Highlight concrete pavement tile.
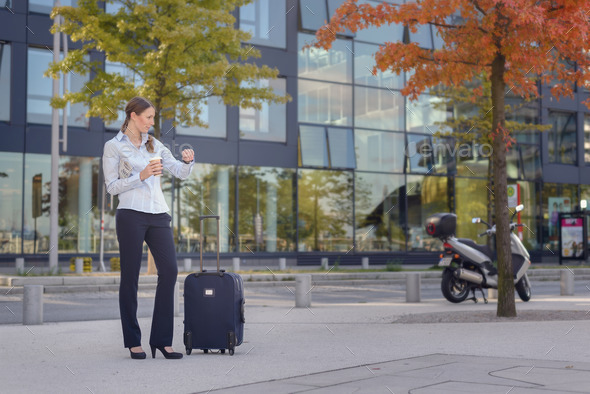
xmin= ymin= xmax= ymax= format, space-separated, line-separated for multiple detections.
xmin=491 ymin=365 xmax=590 ymax=392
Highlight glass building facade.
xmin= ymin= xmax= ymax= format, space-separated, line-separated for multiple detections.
xmin=1 ymin=0 xmax=590 ymax=265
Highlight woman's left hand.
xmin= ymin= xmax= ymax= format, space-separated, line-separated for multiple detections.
xmin=182 ymin=148 xmax=195 ymax=163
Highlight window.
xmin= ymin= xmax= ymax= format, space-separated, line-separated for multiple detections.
xmin=584 ymin=114 xmax=590 ymax=164
xmin=406 ymin=175 xmax=451 ymax=251
xmin=406 ymin=94 xmax=448 ymax=134
xmin=548 ymin=111 xmax=577 ymax=164
xmin=29 ymin=0 xmax=77 ymax=14
xmin=355 ymin=129 xmax=404 ymax=173
xmin=237 ymin=166 xmax=296 ymax=252
xmin=297 ymin=169 xmax=353 ymax=251
xmin=240 ymin=78 xmax=287 ymax=143
xmin=240 ymin=0 xmax=286 ymax=49
xmin=298 ymin=34 xmax=352 ymax=83
xmin=408 ymin=25 xmax=433 ymax=49
xmin=355 ymin=172 xmax=405 ymax=251
xmin=175 ymin=96 xmax=227 ymax=139
xmin=299 ymin=125 xmax=355 ymax=169
xmin=299 ymin=0 xmax=328 ymax=32
xmin=23 ymin=154 xmax=100 ymax=254
xmin=0 ymin=152 xmax=23 ymax=254
xmin=354 ymin=1 xmax=404 ymax=44
xmin=354 ymin=42 xmax=403 ymax=89
xmin=355 ymin=86 xmax=404 ymax=131
xmin=27 ymin=47 xmax=89 ymax=128
xmin=298 ymin=80 xmax=352 ymax=126
xmin=0 ymin=42 xmax=10 ymax=122
xmin=173 ymin=164 xmax=236 ymax=253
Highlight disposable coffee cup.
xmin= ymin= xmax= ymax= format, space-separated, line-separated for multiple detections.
xmin=149 ymin=156 xmax=163 ymax=177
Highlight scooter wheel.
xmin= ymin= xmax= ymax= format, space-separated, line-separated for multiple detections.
xmin=515 ymin=277 xmax=531 ymax=301
xmin=441 ymin=269 xmax=470 ymax=303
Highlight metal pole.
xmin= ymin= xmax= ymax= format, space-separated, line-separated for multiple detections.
xmin=98 ymin=174 xmax=106 ymax=272
xmin=61 ymin=16 xmax=68 ymax=152
xmin=49 ymin=0 xmax=61 ymax=272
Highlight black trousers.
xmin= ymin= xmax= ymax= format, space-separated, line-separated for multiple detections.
xmin=116 ymin=209 xmax=178 ymax=348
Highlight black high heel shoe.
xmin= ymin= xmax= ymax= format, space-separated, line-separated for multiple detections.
xmin=150 ymin=345 xmax=183 ymax=359
xmin=129 ymin=348 xmax=146 ymax=360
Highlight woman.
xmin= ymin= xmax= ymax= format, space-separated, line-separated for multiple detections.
xmin=103 ymin=97 xmax=194 ymax=359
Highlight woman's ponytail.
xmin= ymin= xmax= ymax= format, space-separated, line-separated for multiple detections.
xmin=146 ymin=135 xmax=154 ymax=153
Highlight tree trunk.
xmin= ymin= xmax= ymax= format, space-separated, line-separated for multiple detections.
xmin=491 ymin=53 xmax=516 ymax=317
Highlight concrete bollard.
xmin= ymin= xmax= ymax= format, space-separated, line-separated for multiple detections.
xmin=295 ymin=274 xmax=312 ymax=308
xmin=232 ymin=257 xmax=240 ymax=272
xmin=487 ymin=288 xmax=497 ymax=300
xmin=183 ymin=258 xmax=192 ymax=272
xmin=279 ymin=257 xmax=287 ymax=271
xmin=321 ymin=257 xmax=329 ymax=270
xmin=16 ymin=257 xmax=24 ymax=274
xmin=174 ymin=282 xmax=180 ymax=317
xmin=23 ymin=285 xmax=43 ymax=325
xmin=75 ymin=258 xmax=83 ymax=274
xmin=406 ymin=272 xmax=421 ymax=303
xmin=560 ymin=270 xmax=575 ymax=296
xmin=361 ymin=257 xmax=369 ymax=269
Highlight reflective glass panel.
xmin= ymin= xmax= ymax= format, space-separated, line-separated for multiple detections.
xmin=27 ymin=48 xmax=89 ymax=128
xmin=327 ymin=127 xmax=355 ymax=169
xmin=0 ymin=43 xmax=10 ymax=121
xmin=240 ymin=0 xmax=286 ymax=48
xmin=23 ymin=154 xmax=100 ymax=254
xmin=454 ymin=178 xmax=488 ymax=241
xmin=355 ymin=172 xmax=405 ymax=251
xmin=298 ymin=80 xmax=352 ymax=126
xmin=297 ymin=169 xmax=353 ymax=252
xmin=299 ymin=125 xmax=328 ymax=167
xmin=173 ymin=164 xmax=235 ymax=253
xmin=29 ymin=0 xmax=77 ymax=14
xmin=355 ymin=1 xmax=404 ymax=44
xmin=240 ymin=78 xmax=286 ymax=142
xmin=406 ymin=175 xmax=450 ymax=251
xmin=521 ymin=144 xmax=541 ymax=180
xmin=0 ymin=152 xmax=23 ymax=254
xmin=548 ymin=111 xmax=577 ymax=164
xmin=176 ymin=96 xmax=227 ymax=138
xmin=237 ymin=166 xmax=296 ymax=252
xmin=355 ymin=129 xmax=404 ymax=173
xmin=298 ymin=33 xmax=352 ymax=83
xmin=406 ymin=94 xmax=447 ymax=134
xmin=299 ymin=0 xmax=328 ymax=32
xmin=585 ymin=114 xmax=590 ymax=163
xmin=354 ymin=42 xmax=403 ymax=89
xmin=409 ymin=24 xmax=433 ymax=49
xmin=543 ymin=183 xmax=578 ymax=252
xmin=354 ymin=86 xmax=404 ymax=131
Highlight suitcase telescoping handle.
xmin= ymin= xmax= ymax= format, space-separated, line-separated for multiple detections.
xmin=199 ymin=215 xmax=221 ymax=272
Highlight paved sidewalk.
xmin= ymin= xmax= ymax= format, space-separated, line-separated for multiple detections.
xmin=1 ymin=289 xmax=590 ymax=393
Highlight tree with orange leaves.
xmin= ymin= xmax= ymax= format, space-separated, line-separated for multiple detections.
xmin=312 ymin=0 xmax=590 ymax=317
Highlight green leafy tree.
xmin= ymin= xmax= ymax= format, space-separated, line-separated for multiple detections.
xmin=46 ymin=0 xmax=290 ymax=139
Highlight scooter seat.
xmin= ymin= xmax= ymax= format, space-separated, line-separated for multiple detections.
xmin=456 ymin=238 xmax=495 ymax=261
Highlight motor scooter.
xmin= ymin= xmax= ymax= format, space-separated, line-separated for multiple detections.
xmin=425 ymin=204 xmax=532 ymax=304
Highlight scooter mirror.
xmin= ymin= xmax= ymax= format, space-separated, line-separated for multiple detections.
xmin=472 ymin=217 xmax=481 ymax=223
xmin=515 ymin=204 xmax=524 ymax=212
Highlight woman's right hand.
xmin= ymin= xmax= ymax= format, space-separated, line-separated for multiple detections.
xmin=140 ymin=160 xmax=163 ymax=181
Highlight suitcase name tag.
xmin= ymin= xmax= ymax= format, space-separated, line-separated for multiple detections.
xmin=204 ymin=288 xmax=215 ymax=297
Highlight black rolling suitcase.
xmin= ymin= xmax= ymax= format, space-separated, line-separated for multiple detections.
xmin=183 ymin=215 xmax=245 ymax=355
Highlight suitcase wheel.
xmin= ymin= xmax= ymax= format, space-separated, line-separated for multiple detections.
xmin=221 ymin=349 xmax=225 ymax=354
xmin=229 ymin=349 xmax=234 ymax=356
xmin=203 ymin=349 xmax=208 ymax=354
xmin=186 ymin=348 xmax=192 ymax=355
